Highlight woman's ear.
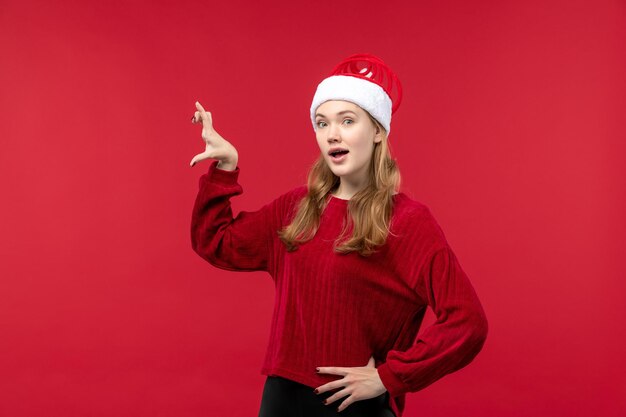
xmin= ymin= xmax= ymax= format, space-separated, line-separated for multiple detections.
xmin=374 ymin=125 xmax=383 ymax=143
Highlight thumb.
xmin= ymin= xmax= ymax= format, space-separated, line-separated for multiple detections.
xmin=367 ymin=356 xmax=376 ymax=367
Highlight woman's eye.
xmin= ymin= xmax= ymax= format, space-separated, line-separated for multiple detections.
xmin=343 ymin=119 xmax=353 ymax=124
xmin=317 ymin=121 xmax=326 ymax=128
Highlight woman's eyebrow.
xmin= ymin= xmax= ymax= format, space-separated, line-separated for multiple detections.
xmin=315 ymin=110 xmax=357 ymax=118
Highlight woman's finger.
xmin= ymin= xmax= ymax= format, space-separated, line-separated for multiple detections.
xmin=190 ymin=150 xmax=209 ymax=167
xmin=195 ymin=101 xmax=213 ymax=129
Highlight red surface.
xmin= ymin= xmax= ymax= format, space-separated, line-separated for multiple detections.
xmin=1 ymin=0 xmax=624 ymax=416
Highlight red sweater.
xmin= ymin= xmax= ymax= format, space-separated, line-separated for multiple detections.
xmin=191 ymin=160 xmax=488 ymax=417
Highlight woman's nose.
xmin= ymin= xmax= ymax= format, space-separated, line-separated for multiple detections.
xmin=327 ymin=123 xmax=340 ymax=140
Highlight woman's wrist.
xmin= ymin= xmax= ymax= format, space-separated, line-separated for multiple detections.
xmin=216 ymin=159 xmax=237 ymax=171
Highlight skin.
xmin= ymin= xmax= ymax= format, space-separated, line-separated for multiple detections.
xmin=314 ymin=100 xmax=383 ymax=200
xmin=190 ymin=100 xmax=389 ymax=412
xmin=190 ymin=101 xmax=238 ymax=171
xmin=315 ymin=356 xmax=388 ymax=412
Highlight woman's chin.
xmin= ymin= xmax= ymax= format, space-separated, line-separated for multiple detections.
xmin=329 ymin=167 xmax=347 ymax=177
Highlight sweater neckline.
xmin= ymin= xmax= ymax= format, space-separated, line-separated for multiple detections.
xmin=328 ymin=192 xmax=404 ymax=205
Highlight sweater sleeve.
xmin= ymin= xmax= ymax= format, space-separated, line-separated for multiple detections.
xmin=190 ymin=160 xmax=282 ymax=273
xmin=376 ymin=244 xmax=489 ymax=398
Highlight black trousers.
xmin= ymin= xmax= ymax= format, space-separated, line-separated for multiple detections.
xmin=258 ymin=375 xmax=396 ymax=417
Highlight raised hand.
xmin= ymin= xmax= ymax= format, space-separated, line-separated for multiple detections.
xmin=190 ymin=101 xmax=239 ymax=169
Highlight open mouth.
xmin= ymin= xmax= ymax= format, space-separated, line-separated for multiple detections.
xmin=329 ymin=149 xmax=349 ymax=162
xmin=329 ymin=150 xmax=349 ymax=157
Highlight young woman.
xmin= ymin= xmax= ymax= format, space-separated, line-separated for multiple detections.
xmin=189 ymin=53 xmax=488 ymax=417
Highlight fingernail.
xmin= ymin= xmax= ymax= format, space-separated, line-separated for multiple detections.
xmin=314 ymin=389 xmax=319 ymax=394
xmin=316 ymin=368 xmax=320 ymax=373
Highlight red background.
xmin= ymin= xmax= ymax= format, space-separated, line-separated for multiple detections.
xmin=1 ymin=0 xmax=624 ymax=416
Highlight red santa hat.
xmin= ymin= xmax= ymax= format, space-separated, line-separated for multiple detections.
xmin=310 ymin=53 xmax=403 ymax=135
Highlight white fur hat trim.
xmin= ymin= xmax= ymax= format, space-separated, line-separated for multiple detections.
xmin=310 ymin=75 xmax=392 ymax=134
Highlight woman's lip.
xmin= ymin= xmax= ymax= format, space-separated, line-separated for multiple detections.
xmin=330 ymin=152 xmax=348 ymax=163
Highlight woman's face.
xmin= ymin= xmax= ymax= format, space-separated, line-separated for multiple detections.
xmin=314 ymin=100 xmax=382 ymax=185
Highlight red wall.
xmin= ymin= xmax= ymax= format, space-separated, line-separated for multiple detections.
xmin=1 ymin=0 xmax=624 ymax=416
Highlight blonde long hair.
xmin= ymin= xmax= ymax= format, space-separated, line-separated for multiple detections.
xmin=277 ymin=114 xmax=401 ymax=257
